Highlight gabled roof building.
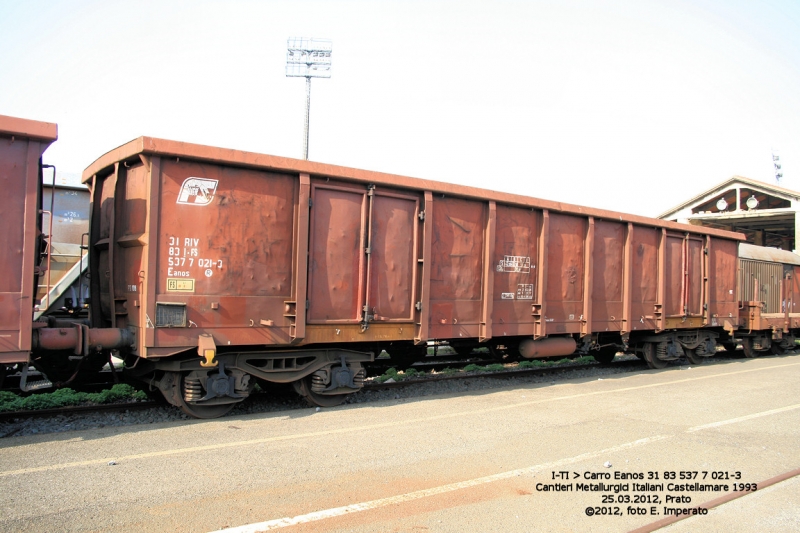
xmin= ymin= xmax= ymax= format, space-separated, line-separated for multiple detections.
xmin=658 ymin=176 xmax=800 ymax=251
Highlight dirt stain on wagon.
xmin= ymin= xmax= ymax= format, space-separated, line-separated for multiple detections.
xmin=206 ymin=171 xmax=294 ymax=297
xmin=431 ymin=198 xmax=484 ymax=301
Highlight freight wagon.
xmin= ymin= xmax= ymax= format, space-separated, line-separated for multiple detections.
xmin=0 ymin=115 xmax=132 ymax=391
xmin=735 ymin=243 xmax=800 ymax=356
xmin=4 ymin=113 xmax=798 ymax=419
xmin=78 ymin=135 xmax=748 ymax=417
xmin=0 ymin=115 xmax=57 ymax=370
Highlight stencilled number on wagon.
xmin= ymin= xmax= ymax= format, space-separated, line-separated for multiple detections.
xmin=517 ymin=284 xmax=534 ymax=300
xmin=164 ymin=236 xmax=222 ymax=277
xmin=198 ymin=258 xmax=223 ymax=269
xmin=168 ymin=257 xmax=191 ymax=267
xmin=497 ymin=255 xmax=531 ymax=273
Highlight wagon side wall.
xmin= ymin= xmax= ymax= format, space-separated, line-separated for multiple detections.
xmin=87 ymin=146 xmax=744 ymax=357
xmin=0 ymin=119 xmax=56 ymax=363
xmin=90 ymin=156 xmax=307 ymax=357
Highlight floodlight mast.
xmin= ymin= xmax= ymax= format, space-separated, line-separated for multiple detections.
xmin=286 ymin=38 xmax=332 ymax=160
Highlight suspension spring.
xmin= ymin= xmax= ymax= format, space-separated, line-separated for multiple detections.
xmin=310 ymin=371 xmax=327 ymax=393
xmin=184 ymin=377 xmax=203 ymax=402
xmin=656 ymin=342 xmax=668 ymax=361
xmin=353 ymin=368 xmax=366 ymax=388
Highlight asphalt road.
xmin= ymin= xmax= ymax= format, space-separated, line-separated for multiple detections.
xmin=1 ymin=354 xmax=799 ymax=533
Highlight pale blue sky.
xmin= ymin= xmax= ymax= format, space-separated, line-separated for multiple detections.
xmin=2 ymin=0 xmax=798 ymax=216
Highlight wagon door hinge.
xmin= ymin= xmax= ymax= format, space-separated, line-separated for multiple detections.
xmin=418 ymin=210 xmax=425 ymax=221
xmin=308 ymin=197 xmax=313 ymax=207
xmin=361 ymin=306 xmax=373 ymax=332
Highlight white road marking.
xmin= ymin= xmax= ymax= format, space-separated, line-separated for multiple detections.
xmin=208 ymin=435 xmax=670 ymax=533
xmin=687 ymin=403 xmax=800 ymax=432
xmin=211 ymin=401 xmax=800 ymax=533
xmin=1 ymin=361 xmax=799 ymax=478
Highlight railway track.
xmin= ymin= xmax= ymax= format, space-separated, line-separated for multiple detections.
xmin=0 ymin=356 xmax=670 ymax=423
xmin=4 ymin=350 xmax=795 ymax=427
xmin=0 ymin=357 xmax=497 ymax=395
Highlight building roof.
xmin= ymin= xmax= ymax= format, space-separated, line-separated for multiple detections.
xmin=658 ymin=175 xmax=800 ymax=220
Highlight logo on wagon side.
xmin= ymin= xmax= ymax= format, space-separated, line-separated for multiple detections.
xmin=177 ymin=177 xmax=219 ymax=206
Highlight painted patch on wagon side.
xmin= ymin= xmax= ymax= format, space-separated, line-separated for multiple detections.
xmin=167 ymin=278 xmax=195 ymax=292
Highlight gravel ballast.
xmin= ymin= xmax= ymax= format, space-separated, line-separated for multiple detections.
xmin=0 ymin=354 xmax=748 ymax=438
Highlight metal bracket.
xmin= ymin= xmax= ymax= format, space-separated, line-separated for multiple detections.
xmin=198 ymin=333 xmax=218 ymax=367
xmin=19 ymin=364 xmax=53 ymax=392
xmin=323 ymin=355 xmax=357 ymax=391
xmin=199 ymin=360 xmax=243 ymax=401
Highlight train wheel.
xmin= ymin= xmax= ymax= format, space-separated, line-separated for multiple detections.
xmin=683 ymin=347 xmax=704 ymax=365
xmin=740 ymin=338 xmax=758 ymax=358
xmin=592 ymin=347 xmax=617 ymax=365
xmin=294 ymin=376 xmax=348 ymax=408
xmin=642 ymin=342 xmax=668 ymax=369
xmin=167 ymin=371 xmax=236 ymax=419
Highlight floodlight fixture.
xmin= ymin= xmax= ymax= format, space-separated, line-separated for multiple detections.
xmin=746 ymin=195 xmax=759 ymax=210
xmin=286 ymin=38 xmax=332 ymax=78
xmin=286 ymin=38 xmax=332 ymax=160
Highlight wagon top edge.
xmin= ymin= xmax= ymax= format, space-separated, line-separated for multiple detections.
xmin=82 ymin=135 xmax=746 ymax=242
xmin=0 ymin=114 xmax=58 ymax=142
xmin=739 ymin=243 xmax=800 ymax=265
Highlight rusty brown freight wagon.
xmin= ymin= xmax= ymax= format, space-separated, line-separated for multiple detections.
xmin=736 ymin=243 xmax=800 ymax=355
xmin=1 ymin=115 xmax=133 ymax=390
xmin=82 ymin=137 xmax=745 ymax=417
xmin=0 ymin=115 xmax=57 ymax=367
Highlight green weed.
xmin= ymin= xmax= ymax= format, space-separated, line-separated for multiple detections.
xmin=0 ymin=384 xmax=148 ymax=413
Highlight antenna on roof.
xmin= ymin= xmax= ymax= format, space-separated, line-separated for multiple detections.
xmin=772 ymin=149 xmax=783 ymax=184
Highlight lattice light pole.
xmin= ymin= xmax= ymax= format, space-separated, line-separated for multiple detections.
xmin=286 ymin=38 xmax=332 ymax=160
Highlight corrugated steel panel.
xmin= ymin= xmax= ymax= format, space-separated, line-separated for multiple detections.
xmin=739 ymin=259 xmax=783 ymax=313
